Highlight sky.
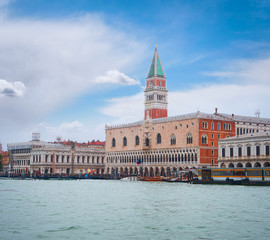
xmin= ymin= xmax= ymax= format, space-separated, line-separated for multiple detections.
xmin=1 ymin=0 xmax=270 ymax=149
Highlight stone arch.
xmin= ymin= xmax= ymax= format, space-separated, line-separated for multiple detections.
xmin=129 ymin=167 xmax=133 ymax=175
xmin=254 ymin=162 xmax=261 ymax=167
xmin=228 ymin=163 xmax=234 ymax=168
xmin=160 ymin=167 xmax=165 ymax=176
xmin=150 ymin=167 xmax=154 ymax=177
xmin=245 ymin=162 xmax=252 ymax=168
xmin=166 ymin=167 xmax=171 ymax=176
xmin=139 ymin=167 xmax=143 ymax=176
xmin=155 ymin=167 xmax=159 ymax=176
xmin=124 ymin=167 xmax=128 ymax=176
xmin=220 ymin=163 xmax=226 ymax=168
xmin=144 ymin=167 xmax=149 ymax=177
xmin=236 ymin=163 xmax=243 ymax=168
xmin=264 ymin=162 xmax=270 ymax=167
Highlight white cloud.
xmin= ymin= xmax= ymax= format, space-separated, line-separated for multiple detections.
xmin=100 ymin=92 xmax=144 ymax=124
xmin=0 ymin=12 xmax=147 ymax=148
xmin=95 ymin=70 xmax=140 ymax=85
xmin=204 ymin=58 xmax=270 ymax=84
xmin=0 ymin=79 xmax=26 ymax=97
xmin=33 ymin=121 xmax=105 ymax=143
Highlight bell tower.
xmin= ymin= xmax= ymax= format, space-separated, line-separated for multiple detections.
xmin=144 ymin=45 xmax=168 ymax=120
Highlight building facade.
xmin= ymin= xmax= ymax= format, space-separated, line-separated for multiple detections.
xmin=0 ymin=150 xmax=9 ymax=173
xmin=106 ymin=112 xmax=235 ymax=177
xmin=31 ymin=141 xmax=105 ymax=175
xmin=218 ymin=133 xmax=270 ymax=168
xmin=7 ymin=139 xmax=105 ymax=176
xmin=215 ymin=110 xmax=270 ymax=136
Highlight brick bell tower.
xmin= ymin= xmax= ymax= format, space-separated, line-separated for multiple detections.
xmin=144 ymin=45 xmax=168 ymax=120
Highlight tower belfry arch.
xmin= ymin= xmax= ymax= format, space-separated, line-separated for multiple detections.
xmin=144 ymin=46 xmax=168 ymax=120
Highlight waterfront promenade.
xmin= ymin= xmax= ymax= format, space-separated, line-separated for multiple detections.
xmin=0 ymin=179 xmax=269 ymax=240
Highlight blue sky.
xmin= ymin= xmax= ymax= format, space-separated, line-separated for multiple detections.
xmin=1 ymin=0 xmax=270 ymax=148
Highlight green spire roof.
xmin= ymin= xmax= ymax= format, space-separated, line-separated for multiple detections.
xmin=147 ymin=46 xmax=165 ymax=78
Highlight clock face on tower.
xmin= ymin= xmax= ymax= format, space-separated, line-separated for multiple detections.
xmin=149 ymin=81 xmax=153 ymax=86
xmin=159 ymin=82 xmax=162 ymax=86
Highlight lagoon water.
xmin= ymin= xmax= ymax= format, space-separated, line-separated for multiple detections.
xmin=0 ymin=179 xmax=269 ymax=240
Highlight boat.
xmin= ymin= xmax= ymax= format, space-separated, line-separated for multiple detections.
xmin=161 ymin=176 xmax=182 ymax=182
xmin=141 ymin=176 xmax=161 ymax=181
xmin=193 ymin=167 xmax=270 ymax=185
xmin=120 ymin=176 xmax=138 ymax=181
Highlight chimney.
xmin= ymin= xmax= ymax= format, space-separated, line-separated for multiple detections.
xmin=232 ymin=113 xmax=234 ymax=118
xmin=215 ymin=108 xmax=218 ymax=114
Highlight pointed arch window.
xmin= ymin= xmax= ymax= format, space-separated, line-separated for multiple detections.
xmin=145 ymin=138 xmax=150 ymax=147
xmin=170 ymin=135 xmax=176 ymax=145
xmin=186 ymin=133 xmax=193 ymax=144
xmin=112 ymin=138 xmax=116 ymax=148
xmin=201 ymin=134 xmax=208 ymax=144
xmin=202 ymin=121 xmax=208 ymax=129
xmin=156 ymin=133 xmax=161 ymax=144
xmin=211 ymin=122 xmax=214 ymax=130
xmin=135 ymin=136 xmax=140 ymax=146
xmin=123 ymin=137 xmax=127 ymax=147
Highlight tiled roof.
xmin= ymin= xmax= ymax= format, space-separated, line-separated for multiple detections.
xmin=106 ymin=111 xmax=233 ymax=129
xmin=218 ymin=113 xmax=270 ymax=125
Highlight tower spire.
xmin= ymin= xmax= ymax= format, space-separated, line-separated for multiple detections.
xmin=144 ymin=46 xmax=168 ymax=120
xmin=147 ymin=46 xmax=166 ymax=79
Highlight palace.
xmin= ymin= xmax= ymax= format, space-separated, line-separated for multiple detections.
xmin=7 ymin=138 xmax=105 ymax=176
xmin=105 ymin=46 xmax=236 ymax=177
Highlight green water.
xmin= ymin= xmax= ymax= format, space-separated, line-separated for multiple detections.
xmin=0 ymin=179 xmax=269 ymax=240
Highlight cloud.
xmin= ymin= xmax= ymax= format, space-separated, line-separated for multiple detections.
xmin=33 ymin=121 xmax=105 ymax=142
xmin=95 ymin=70 xmax=140 ymax=85
xmin=204 ymin=57 xmax=270 ymax=84
xmin=0 ymin=11 xmax=147 ymax=148
xmin=100 ymin=92 xmax=144 ymax=123
xmin=0 ymin=79 xmax=26 ymax=97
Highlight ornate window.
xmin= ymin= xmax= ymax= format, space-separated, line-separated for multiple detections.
xmin=145 ymin=138 xmax=150 ymax=147
xmin=112 ymin=138 xmax=116 ymax=147
xmin=135 ymin=136 xmax=140 ymax=146
xmin=201 ymin=134 xmax=208 ymax=144
xmin=186 ymin=133 xmax=193 ymax=144
xmin=170 ymin=135 xmax=176 ymax=145
xmin=123 ymin=137 xmax=127 ymax=147
xmin=218 ymin=122 xmax=221 ymax=130
xmin=211 ymin=121 xmax=214 ymax=130
xmin=156 ymin=133 xmax=161 ymax=144
xmin=202 ymin=121 xmax=208 ymax=129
